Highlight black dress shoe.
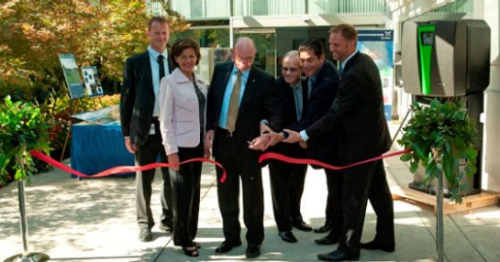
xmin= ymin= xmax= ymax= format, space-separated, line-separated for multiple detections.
xmin=278 ymin=231 xmax=298 ymax=243
xmin=314 ymin=235 xmax=340 ymax=245
xmin=245 ymin=243 xmax=261 ymax=258
xmin=139 ymin=228 xmax=152 ymax=242
xmin=293 ymin=221 xmax=313 ymax=232
xmin=215 ymin=241 xmax=242 ymax=253
xmin=317 ymin=249 xmax=359 ymax=261
xmin=314 ymin=223 xmax=332 ymax=233
xmin=360 ymin=240 xmax=395 ymax=252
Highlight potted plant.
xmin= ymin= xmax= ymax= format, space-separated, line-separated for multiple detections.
xmin=0 ymin=96 xmax=52 ymax=262
xmin=398 ymin=98 xmax=479 ymax=262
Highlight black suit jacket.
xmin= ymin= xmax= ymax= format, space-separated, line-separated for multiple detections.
xmin=207 ymin=63 xmax=282 ymax=168
xmin=306 ymin=52 xmax=391 ymax=163
xmin=288 ymin=60 xmax=339 ymax=132
xmin=291 ymin=60 xmax=340 ymax=165
xmin=269 ymin=77 xmax=308 ymax=158
xmin=120 ymin=50 xmax=174 ymax=145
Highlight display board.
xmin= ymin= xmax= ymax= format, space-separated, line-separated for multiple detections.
xmin=58 ymin=54 xmax=86 ymax=99
xmin=82 ymin=66 xmax=104 ymax=97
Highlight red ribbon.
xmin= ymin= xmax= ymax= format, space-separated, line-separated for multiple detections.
xmin=258 ymin=149 xmax=411 ymax=171
xmin=31 ymin=148 xmax=410 ymax=183
xmin=30 ymin=150 xmax=227 ymax=183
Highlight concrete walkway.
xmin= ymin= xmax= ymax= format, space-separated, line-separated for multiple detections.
xmin=1 ymin=140 xmax=500 ymax=261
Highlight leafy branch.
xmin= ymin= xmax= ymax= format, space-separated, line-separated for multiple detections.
xmin=0 ymin=96 xmax=52 ymax=183
xmin=398 ymin=99 xmax=479 ymax=202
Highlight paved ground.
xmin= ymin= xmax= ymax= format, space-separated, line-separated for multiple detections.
xmin=1 ymin=125 xmax=500 ymax=261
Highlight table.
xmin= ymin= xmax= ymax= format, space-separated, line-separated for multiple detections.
xmin=70 ymin=122 xmax=134 ymax=178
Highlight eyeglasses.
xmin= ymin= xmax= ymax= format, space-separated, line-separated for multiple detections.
xmin=282 ymin=67 xmax=300 ymax=73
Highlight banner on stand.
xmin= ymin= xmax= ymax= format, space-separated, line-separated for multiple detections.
xmin=357 ymin=30 xmax=394 ymax=120
xmin=59 ymin=54 xmax=85 ymax=99
xmin=82 ymin=66 xmax=103 ymax=98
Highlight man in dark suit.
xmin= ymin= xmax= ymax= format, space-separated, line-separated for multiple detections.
xmin=120 ymin=16 xmax=174 ymax=242
xmin=205 ymin=37 xmax=282 ymax=259
xmin=257 ymin=39 xmax=343 ymax=245
xmin=296 ymin=40 xmax=343 ymax=243
xmin=284 ymin=24 xmax=395 ymax=261
xmin=265 ymin=50 xmax=312 ymax=244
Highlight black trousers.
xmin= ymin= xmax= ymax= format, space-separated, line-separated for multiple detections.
xmin=337 ymin=159 xmax=394 ymax=256
xmin=325 ymin=169 xmax=344 ymax=237
xmin=268 ymin=160 xmax=307 ymax=232
xmin=169 ymin=135 xmax=204 ymax=246
xmin=214 ymin=130 xmax=264 ymax=245
xmin=135 ymin=119 xmax=172 ymax=230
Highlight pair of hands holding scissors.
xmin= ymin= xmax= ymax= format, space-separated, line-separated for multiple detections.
xmin=248 ymin=124 xmax=306 ymax=151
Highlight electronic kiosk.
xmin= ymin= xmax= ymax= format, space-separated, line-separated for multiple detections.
xmin=401 ymin=20 xmax=491 ymax=196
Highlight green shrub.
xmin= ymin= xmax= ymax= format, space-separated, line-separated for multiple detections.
xmin=398 ymin=99 xmax=479 ymax=202
xmin=0 ymin=96 xmax=52 ymax=185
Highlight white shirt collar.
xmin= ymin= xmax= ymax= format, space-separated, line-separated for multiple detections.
xmin=148 ymin=45 xmax=168 ymax=59
xmin=341 ymin=50 xmax=358 ymax=71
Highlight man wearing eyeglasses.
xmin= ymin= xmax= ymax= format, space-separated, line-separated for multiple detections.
xmin=263 ymin=50 xmax=312 ymax=244
xmin=253 ymin=39 xmax=342 ymax=245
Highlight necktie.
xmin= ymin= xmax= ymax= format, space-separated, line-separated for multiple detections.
xmin=158 ymin=55 xmax=165 ymax=82
xmin=307 ymin=78 xmax=314 ymax=97
xmin=294 ymin=85 xmax=303 ymax=121
xmin=339 ymin=64 xmax=344 ymax=75
xmin=226 ymin=71 xmax=242 ymax=134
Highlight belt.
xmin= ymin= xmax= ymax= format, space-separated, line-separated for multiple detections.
xmin=217 ymin=126 xmax=234 ymax=137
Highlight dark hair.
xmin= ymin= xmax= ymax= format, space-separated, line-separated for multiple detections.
xmin=148 ymin=16 xmax=168 ymax=30
xmin=298 ymin=39 xmax=325 ymax=58
xmin=170 ymin=38 xmax=201 ymax=67
xmin=330 ymin=24 xmax=358 ymax=43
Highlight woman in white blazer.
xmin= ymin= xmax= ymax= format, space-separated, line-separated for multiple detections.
xmin=159 ymin=38 xmax=209 ymax=257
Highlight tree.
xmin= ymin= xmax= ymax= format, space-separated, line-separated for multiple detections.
xmin=0 ymin=0 xmax=189 ymax=100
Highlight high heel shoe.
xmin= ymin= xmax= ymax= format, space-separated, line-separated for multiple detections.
xmin=182 ymin=245 xmax=199 ymax=257
xmin=194 ymin=241 xmax=201 ymax=248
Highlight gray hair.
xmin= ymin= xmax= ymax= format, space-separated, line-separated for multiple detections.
xmin=283 ymin=50 xmax=299 ymax=60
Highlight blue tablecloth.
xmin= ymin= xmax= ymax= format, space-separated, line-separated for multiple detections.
xmin=70 ymin=122 xmax=134 ymax=177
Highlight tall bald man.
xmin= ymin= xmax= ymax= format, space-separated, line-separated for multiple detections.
xmin=205 ymin=37 xmax=282 ymax=258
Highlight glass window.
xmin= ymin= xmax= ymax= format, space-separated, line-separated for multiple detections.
xmin=170 ymin=0 xmax=231 ymax=19
xmin=251 ymin=0 xmax=268 ymax=15
xmin=190 ymin=0 xmax=203 ymax=18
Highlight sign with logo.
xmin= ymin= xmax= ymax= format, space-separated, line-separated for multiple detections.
xmin=357 ymin=30 xmax=394 ymax=120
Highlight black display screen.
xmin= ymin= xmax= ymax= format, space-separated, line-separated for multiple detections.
xmin=421 ymin=32 xmax=434 ymax=46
